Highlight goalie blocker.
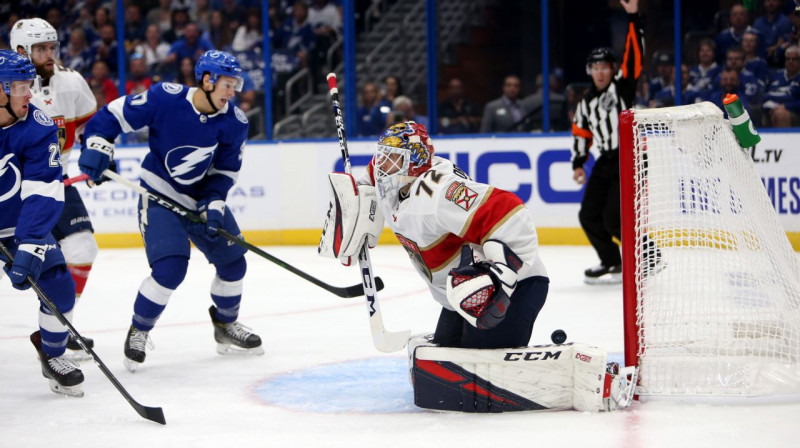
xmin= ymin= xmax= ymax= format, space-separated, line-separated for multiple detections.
xmin=408 ymin=336 xmax=637 ymax=412
xmin=319 ymin=173 xmax=385 ymax=266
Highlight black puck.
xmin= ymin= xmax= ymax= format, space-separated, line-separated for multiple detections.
xmin=551 ymin=329 xmax=567 ymax=344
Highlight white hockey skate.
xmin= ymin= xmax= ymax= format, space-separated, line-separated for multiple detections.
xmin=209 ymin=306 xmax=264 ymax=356
xmin=31 ymin=331 xmax=85 ymax=397
xmin=603 ymin=362 xmax=638 ymax=411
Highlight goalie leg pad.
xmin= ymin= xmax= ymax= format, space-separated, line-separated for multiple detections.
xmin=409 ymin=336 xmax=611 ymax=412
xmin=318 ymin=173 xmax=384 ymax=265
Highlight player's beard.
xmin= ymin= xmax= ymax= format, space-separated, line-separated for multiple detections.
xmin=35 ymin=61 xmax=55 ymax=82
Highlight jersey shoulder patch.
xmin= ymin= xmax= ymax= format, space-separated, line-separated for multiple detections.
xmin=32 ymin=109 xmax=55 ymax=126
xmin=444 ymin=180 xmax=479 ymax=211
xmin=161 ymin=82 xmax=184 ymax=94
xmin=234 ymin=106 xmax=248 ymax=124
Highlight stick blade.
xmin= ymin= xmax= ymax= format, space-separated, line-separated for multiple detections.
xmin=373 ymin=329 xmax=411 ymax=353
xmin=136 ymin=405 xmax=166 ymax=425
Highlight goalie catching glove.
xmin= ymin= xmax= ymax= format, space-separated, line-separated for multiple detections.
xmin=318 ymin=173 xmax=384 ymax=266
xmin=446 ymin=240 xmax=523 ymax=329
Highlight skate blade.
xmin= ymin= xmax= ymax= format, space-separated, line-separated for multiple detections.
xmin=64 ymin=350 xmax=93 ymax=362
xmin=49 ymin=380 xmax=84 ymax=398
xmin=216 ymin=343 xmax=265 ymax=356
xmin=123 ymin=357 xmax=143 ymax=373
xmin=584 ymin=273 xmax=622 ymax=285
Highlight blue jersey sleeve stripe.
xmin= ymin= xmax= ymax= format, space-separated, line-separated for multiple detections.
xmin=108 ymin=96 xmax=136 ymax=133
xmin=20 ymin=179 xmax=64 ymax=202
xmin=207 ymin=166 xmax=238 ymax=182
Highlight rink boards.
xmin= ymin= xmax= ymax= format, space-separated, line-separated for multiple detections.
xmin=67 ymin=133 xmax=800 ymax=250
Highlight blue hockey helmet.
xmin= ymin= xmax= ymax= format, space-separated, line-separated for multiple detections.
xmin=0 ymin=49 xmax=40 ymax=96
xmin=194 ymin=50 xmax=243 ymax=92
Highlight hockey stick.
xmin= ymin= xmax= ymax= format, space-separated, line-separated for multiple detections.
xmin=64 ymin=173 xmax=89 ymax=187
xmin=326 ymin=73 xmax=410 ymax=353
xmin=101 ymin=169 xmax=381 ymax=298
xmin=0 ymin=241 xmax=166 ymax=425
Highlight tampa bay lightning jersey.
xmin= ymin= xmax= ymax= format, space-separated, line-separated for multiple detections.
xmin=0 ymin=104 xmax=64 ymax=240
xmin=83 ymin=82 xmax=249 ymax=209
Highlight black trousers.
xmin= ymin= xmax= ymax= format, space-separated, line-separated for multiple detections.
xmin=579 ymin=153 xmax=621 ymax=267
xmin=432 ymin=275 xmax=549 ymax=349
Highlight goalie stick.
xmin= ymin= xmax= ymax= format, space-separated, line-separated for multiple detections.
xmin=101 ymin=169 xmax=381 ymax=298
xmin=326 ymin=73 xmax=410 ymax=353
xmin=0 ymin=241 xmax=166 ymax=425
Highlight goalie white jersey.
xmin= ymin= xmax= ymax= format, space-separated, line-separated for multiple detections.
xmin=30 ymin=64 xmax=97 ymax=176
xmin=362 ymin=156 xmax=547 ymax=310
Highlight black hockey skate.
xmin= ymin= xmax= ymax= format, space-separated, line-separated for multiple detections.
xmin=30 ymin=331 xmax=84 ymax=397
xmin=124 ymin=325 xmax=152 ymax=372
xmin=208 ymin=306 xmax=264 ymax=356
xmin=65 ymin=334 xmax=94 ymax=362
xmin=584 ymin=264 xmax=622 ymax=285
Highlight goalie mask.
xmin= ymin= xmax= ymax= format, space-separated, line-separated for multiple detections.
xmin=373 ymin=121 xmax=434 ymax=209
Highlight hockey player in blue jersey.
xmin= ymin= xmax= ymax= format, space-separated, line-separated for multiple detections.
xmin=0 ymin=50 xmax=85 ymax=396
xmin=78 ymin=50 xmax=263 ymax=372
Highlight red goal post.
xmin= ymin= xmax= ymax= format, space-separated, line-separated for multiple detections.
xmin=619 ymin=102 xmax=800 ymax=399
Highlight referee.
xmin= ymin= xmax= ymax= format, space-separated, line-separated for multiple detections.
xmin=571 ymin=0 xmax=643 ymax=284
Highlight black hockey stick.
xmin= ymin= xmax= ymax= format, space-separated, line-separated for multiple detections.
xmin=101 ymin=170 xmax=381 ymax=298
xmin=326 ymin=73 xmax=410 ymax=352
xmin=0 ymin=241 xmax=166 ymax=425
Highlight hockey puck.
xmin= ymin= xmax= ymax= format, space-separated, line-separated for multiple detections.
xmin=551 ymin=329 xmax=567 ymax=344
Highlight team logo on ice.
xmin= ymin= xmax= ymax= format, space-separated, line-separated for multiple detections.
xmin=0 ymin=153 xmax=22 ymax=202
xmin=445 ymin=181 xmax=478 ymax=211
xmin=33 ymin=109 xmax=54 ymax=126
xmin=162 ymin=83 xmax=183 ymax=94
xmin=234 ymin=106 xmax=248 ymax=124
xmin=164 ymin=144 xmax=218 ymax=185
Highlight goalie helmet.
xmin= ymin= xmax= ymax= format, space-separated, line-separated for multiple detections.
xmin=9 ymin=18 xmax=59 ymax=58
xmin=0 ymin=50 xmax=39 ymax=96
xmin=195 ymin=50 xmax=243 ymax=92
xmin=373 ymin=121 xmax=434 ymax=206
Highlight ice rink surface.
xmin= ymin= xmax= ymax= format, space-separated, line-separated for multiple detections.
xmin=1 ymin=245 xmax=797 ymax=448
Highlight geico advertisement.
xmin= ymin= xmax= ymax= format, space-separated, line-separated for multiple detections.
xmin=69 ymin=133 xmax=798 ymax=235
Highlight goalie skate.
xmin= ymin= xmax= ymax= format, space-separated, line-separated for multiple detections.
xmin=602 ymin=362 xmax=638 ymax=411
xmin=124 ymin=325 xmax=153 ymax=372
xmin=209 ymin=306 xmax=264 ymax=356
xmin=30 ymin=332 xmax=85 ymax=398
xmin=65 ymin=335 xmax=94 ymax=362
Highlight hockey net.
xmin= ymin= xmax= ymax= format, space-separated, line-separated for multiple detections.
xmin=619 ymin=102 xmax=800 ymax=398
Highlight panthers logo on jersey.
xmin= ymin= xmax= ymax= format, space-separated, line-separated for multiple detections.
xmin=51 ymin=116 xmax=67 ymax=153
xmin=164 ymin=144 xmax=218 ymax=185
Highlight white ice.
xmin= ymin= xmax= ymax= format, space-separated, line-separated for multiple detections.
xmin=1 ymin=245 xmax=797 ymax=448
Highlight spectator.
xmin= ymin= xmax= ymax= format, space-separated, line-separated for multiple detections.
xmin=309 ymin=0 xmax=342 ymax=32
xmin=87 ymin=60 xmax=118 ymax=106
xmin=146 ymin=0 xmax=173 ymax=36
xmin=653 ymin=64 xmax=692 ymax=107
xmin=762 ymin=45 xmax=800 ymax=126
xmin=709 ymin=68 xmax=753 ymax=116
xmin=125 ymin=53 xmax=153 ymax=95
xmin=753 ymin=0 xmax=793 ymax=65
xmin=231 ymin=9 xmax=263 ymax=52
xmin=480 ymin=75 xmax=530 ymax=133
xmin=61 ymin=27 xmax=95 ymax=76
xmin=720 ymin=46 xmax=764 ymax=108
xmin=92 ymin=24 xmax=118 ymax=75
xmin=357 ymin=82 xmax=389 ymax=136
xmin=174 ymin=56 xmax=198 ymax=87
xmin=273 ymin=1 xmax=316 ymax=68
xmin=743 ymin=30 xmax=770 ymax=83
xmin=0 ymin=13 xmax=20 ymax=49
xmin=219 ymin=0 xmax=245 ymax=33
xmin=439 ymin=78 xmax=481 ymax=134
xmin=203 ymin=10 xmax=233 ymax=51
xmin=688 ymin=39 xmax=721 ymax=96
xmin=382 ymin=75 xmax=402 ymax=104
xmin=388 ymin=95 xmax=428 ymax=127
xmin=716 ymin=4 xmax=758 ymax=64
xmin=135 ymin=24 xmax=171 ymax=76
xmin=648 ymin=52 xmax=674 ymax=104
xmin=165 ymin=22 xmax=214 ymax=68
xmin=45 ymin=8 xmax=70 ymax=50
xmin=520 ymin=73 xmax=569 ymax=131
xmin=73 ymin=7 xmax=98 ymax=46
xmin=124 ymin=4 xmax=147 ymax=47
xmin=192 ymin=0 xmax=213 ymax=32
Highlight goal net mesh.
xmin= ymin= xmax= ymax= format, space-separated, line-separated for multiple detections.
xmin=622 ymin=102 xmax=800 ymax=397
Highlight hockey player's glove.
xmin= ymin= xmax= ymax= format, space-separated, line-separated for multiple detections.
xmin=91 ymin=159 xmax=117 ymax=186
xmin=79 ymin=135 xmax=115 ymax=182
xmin=3 ymin=239 xmax=48 ymax=290
xmin=197 ymin=197 xmax=225 ymax=236
xmin=446 ymin=241 xmax=523 ymax=330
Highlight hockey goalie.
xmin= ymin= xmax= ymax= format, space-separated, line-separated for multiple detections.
xmin=319 ymin=121 xmax=637 ymax=412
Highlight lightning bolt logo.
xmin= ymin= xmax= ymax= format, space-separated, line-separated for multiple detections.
xmin=0 ymin=153 xmax=22 ymax=202
xmin=165 ymin=145 xmax=218 ymax=185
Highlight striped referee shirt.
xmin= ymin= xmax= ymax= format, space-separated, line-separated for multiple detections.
xmin=572 ymin=13 xmax=644 ymax=169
